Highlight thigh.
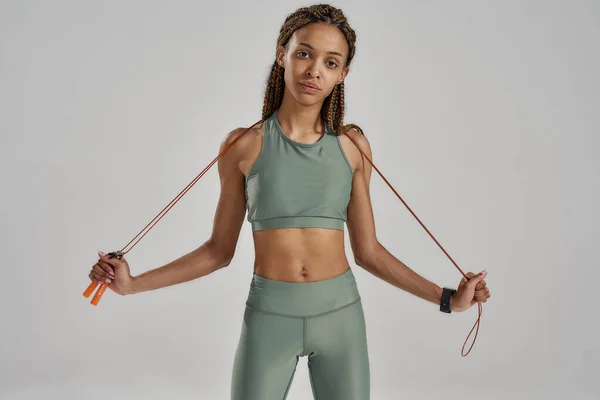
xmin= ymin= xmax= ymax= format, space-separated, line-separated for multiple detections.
xmin=306 ymin=300 xmax=371 ymax=400
xmin=230 ymin=306 xmax=304 ymax=400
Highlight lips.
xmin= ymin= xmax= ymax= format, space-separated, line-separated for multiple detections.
xmin=299 ymin=81 xmax=320 ymax=90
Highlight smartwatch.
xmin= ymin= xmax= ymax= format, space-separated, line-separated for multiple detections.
xmin=440 ymin=287 xmax=456 ymax=313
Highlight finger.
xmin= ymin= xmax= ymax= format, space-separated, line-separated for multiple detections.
xmin=90 ymin=271 xmax=111 ymax=284
xmin=92 ymin=264 xmax=113 ymax=280
xmin=91 ymin=270 xmax=111 ymax=284
xmin=468 ymin=271 xmax=488 ymax=288
xmin=460 ymin=272 xmax=475 ymax=286
xmin=90 ymin=272 xmax=104 ymax=284
xmin=473 ymin=293 xmax=488 ymax=300
xmin=461 ymin=272 xmax=476 ymax=284
xmin=97 ymin=260 xmax=115 ymax=276
xmin=475 ymin=290 xmax=491 ymax=302
xmin=474 ymin=286 xmax=489 ymax=295
xmin=98 ymin=251 xmax=123 ymax=268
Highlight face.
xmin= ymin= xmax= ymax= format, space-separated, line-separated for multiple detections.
xmin=276 ymin=22 xmax=350 ymax=105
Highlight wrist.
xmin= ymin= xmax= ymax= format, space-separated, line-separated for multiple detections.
xmin=449 ymin=293 xmax=457 ymax=312
xmin=439 ymin=287 xmax=457 ymax=313
xmin=124 ymin=276 xmax=139 ymax=295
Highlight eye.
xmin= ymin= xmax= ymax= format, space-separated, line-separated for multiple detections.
xmin=298 ymin=50 xmax=338 ymax=68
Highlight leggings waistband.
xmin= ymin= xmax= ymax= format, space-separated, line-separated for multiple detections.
xmin=245 ymin=267 xmax=361 ymax=318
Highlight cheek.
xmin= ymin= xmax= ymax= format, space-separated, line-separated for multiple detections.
xmin=323 ymin=88 xmax=336 ymax=99
xmin=287 ymin=62 xmax=305 ymax=77
xmin=322 ymin=80 xmax=338 ymax=96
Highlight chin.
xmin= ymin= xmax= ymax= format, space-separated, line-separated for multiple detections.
xmin=292 ymin=93 xmax=323 ymax=107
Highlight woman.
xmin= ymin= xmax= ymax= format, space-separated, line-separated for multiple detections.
xmin=89 ymin=4 xmax=491 ymax=399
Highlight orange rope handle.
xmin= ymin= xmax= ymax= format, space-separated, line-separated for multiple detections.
xmin=82 ymin=119 xmax=264 ymax=306
xmin=82 ymin=119 xmax=482 ymax=357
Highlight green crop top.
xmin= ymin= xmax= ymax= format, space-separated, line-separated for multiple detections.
xmin=244 ymin=109 xmax=354 ymax=232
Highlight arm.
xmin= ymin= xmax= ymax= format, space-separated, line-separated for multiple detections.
xmin=345 ymin=130 xmax=446 ymax=308
xmin=128 ymin=127 xmax=249 ymax=294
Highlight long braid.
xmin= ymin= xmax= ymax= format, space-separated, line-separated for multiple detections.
xmin=261 ymin=4 xmax=363 ymax=136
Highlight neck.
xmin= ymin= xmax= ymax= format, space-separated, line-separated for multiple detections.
xmin=276 ymin=92 xmax=326 ymax=139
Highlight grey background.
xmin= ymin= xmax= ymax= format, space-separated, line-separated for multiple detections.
xmin=1 ymin=0 xmax=598 ymax=399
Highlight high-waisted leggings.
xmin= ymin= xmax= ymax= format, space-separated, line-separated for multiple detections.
xmin=230 ymin=267 xmax=370 ymax=400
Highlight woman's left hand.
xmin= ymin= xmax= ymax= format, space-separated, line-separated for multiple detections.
xmin=450 ymin=271 xmax=490 ymax=312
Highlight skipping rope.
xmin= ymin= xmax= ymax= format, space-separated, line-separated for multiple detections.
xmin=82 ymin=118 xmax=483 ymax=357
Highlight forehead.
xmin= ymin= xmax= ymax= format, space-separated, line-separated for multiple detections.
xmin=290 ymin=23 xmax=348 ymax=56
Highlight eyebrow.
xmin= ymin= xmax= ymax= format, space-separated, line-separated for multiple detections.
xmin=298 ymin=42 xmax=344 ymax=58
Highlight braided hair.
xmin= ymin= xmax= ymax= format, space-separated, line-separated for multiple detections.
xmin=261 ymin=4 xmax=364 ymax=136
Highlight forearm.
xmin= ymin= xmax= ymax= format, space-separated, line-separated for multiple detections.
xmin=357 ymin=242 xmax=443 ymax=307
xmin=127 ymin=241 xmax=230 ymax=295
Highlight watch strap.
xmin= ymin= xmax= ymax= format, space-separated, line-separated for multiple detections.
xmin=440 ymin=287 xmax=456 ymax=313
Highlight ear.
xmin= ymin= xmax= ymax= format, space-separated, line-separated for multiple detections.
xmin=275 ymin=45 xmax=286 ymax=68
xmin=337 ymin=66 xmax=350 ymax=85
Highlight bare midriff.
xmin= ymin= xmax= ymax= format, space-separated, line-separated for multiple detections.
xmin=252 ymin=228 xmax=351 ymax=282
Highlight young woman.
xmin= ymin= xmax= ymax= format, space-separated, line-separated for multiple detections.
xmin=89 ymin=4 xmax=491 ymax=399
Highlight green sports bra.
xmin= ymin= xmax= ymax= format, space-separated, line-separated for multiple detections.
xmin=245 ymin=109 xmax=354 ymax=232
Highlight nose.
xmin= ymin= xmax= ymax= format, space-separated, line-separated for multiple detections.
xmin=306 ymin=61 xmax=320 ymax=78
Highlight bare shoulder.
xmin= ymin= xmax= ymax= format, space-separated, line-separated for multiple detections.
xmin=220 ymin=123 xmax=263 ymax=151
xmin=218 ymin=123 xmax=265 ymax=177
xmin=338 ymin=126 xmax=373 ymax=173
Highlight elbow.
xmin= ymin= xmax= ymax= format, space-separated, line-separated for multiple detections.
xmin=354 ymin=254 xmax=370 ymax=269
xmin=354 ymin=257 xmax=365 ymax=269
xmin=221 ymin=253 xmax=234 ymax=268
xmin=354 ymin=245 xmax=378 ymax=269
xmin=206 ymin=239 xmax=235 ymax=270
xmin=354 ymin=251 xmax=366 ymax=268
xmin=218 ymin=250 xmax=235 ymax=269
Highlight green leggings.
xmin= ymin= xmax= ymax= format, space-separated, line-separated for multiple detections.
xmin=230 ymin=267 xmax=370 ymax=400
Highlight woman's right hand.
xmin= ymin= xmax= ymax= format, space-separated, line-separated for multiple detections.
xmin=89 ymin=251 xmax=135 ymax=295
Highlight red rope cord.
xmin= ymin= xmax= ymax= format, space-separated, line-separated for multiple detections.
xmin=83 ymin=119 xmax=482 ymax=357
